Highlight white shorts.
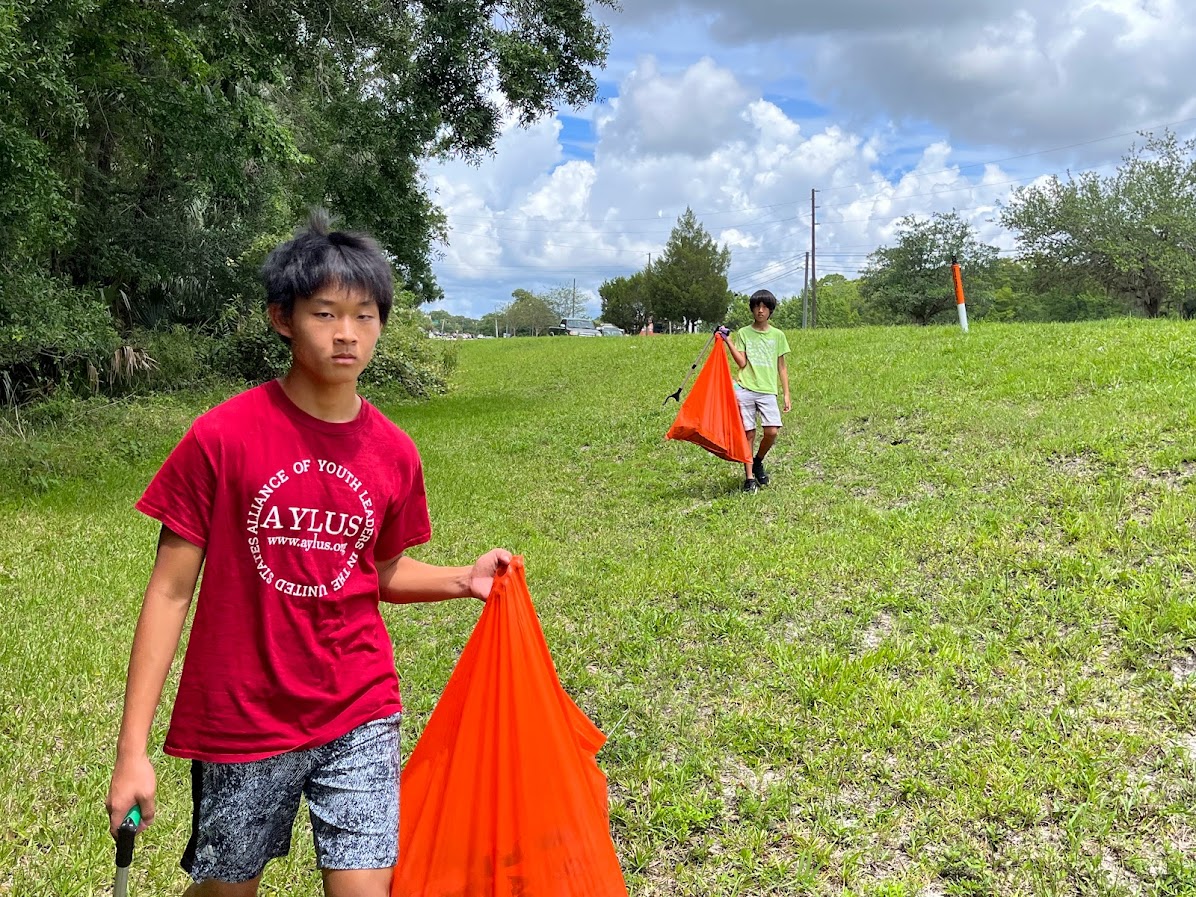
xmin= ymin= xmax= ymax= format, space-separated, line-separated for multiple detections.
xmin=735 ymin=387 xmax=782 ymax=430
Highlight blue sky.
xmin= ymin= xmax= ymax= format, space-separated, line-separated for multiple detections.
xmin=424 ymin=0 xmax=1196 ymax=321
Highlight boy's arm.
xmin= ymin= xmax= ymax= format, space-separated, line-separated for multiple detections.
xmin=106 ymin=526 xmax=203 ymax=834
xmin=718 ymin=330 xmax=748 ymax=369
xmin=779 ymin=354 xmax=791 ymax=412
xmin=378 ymin=549 xmax=512 ymax=604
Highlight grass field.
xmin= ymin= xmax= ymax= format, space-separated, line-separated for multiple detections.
xmin=3 ymin=320 xmax=1196 ymax=896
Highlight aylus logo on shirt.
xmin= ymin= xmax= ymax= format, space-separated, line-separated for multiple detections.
xmin=244 ymin=458 xmax=377 ymax=596
xmin=256 ymin=506 xmax=366 ymax=540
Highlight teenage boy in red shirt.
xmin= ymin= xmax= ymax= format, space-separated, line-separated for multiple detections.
xmin=105 ymin=212 xmax=510 ymax=897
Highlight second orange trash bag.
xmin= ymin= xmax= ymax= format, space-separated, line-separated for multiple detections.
xmin=393 ymin=557 xmax=628 ymax=897
xmin=666 ymin=339 xmax=752 ymax=464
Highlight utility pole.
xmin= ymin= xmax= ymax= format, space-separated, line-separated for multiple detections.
xmin=646 ymin=253 xmax=653 ymax=333
xmin=802 ymin=251 xmax=810 ymax=329
xmin=810 ymin=188 xmax=818 ymax=328
xmin=572 ymin=278 xmax=577 ymax=316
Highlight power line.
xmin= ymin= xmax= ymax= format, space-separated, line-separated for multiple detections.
xmin=445 ymin=213 xmax=804 ymax=238
xmin=729 ymin=256 xmax=810 ymax=294
xmin=818 ymin=163 xmax=1123 ymax=220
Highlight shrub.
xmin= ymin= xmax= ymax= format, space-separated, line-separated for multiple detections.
xmin=207 ymin=303 xmax=455 ymax=399
xmin=208 ymin=307 xmax=292 ymax=384
xmin=132 ymin=326 xmax=217 ymax=390
xmin=0 ymin=272 xmax=119 ymax=403
xmin=359 ymin=307 xmax=457 ymax=400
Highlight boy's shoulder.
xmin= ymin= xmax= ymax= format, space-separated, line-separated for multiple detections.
xmin=188 ymin=382 xmax=275 ymax=438
xmin=737 ymin=324 xmax=782 ymax=338
xmin=359 ymin=398 xmax=420 ymax=451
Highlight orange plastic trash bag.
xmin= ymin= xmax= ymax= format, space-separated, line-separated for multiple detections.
xmin=666 ymin=340 xmax=752 ymax=464
xmin=393 ymin=556 xmax=628 ymax=897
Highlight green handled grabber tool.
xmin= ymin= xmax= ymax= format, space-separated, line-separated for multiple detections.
xmin=114 ymin=805 xmax=141 ymax=897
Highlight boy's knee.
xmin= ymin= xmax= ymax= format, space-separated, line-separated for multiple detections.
xmin=185 ymin=876 xmax=262 ymax=897
xmin=322 ymin=867 xmax=394 ymax=897
xmin=763 ymin=426 xmax=780 ymax=437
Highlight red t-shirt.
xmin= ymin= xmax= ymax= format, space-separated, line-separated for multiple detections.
xmin=136 ymin=380 xmax=431 ymax=762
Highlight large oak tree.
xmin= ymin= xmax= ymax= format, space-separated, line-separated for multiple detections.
xmin=859 ymin=212 xmax=997 ymax=326
xmin=1000 ymin=131 xmax=1196 ymax=318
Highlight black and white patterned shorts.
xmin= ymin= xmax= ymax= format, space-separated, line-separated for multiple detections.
xmin=181 ymin=714 xmax=401 ymax=883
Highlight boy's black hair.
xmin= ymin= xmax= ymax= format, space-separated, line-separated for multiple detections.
xmin=749 ymin=289 xmax=777 ymax=312
xmin=261 ymin=209 xmax=394 ymax=337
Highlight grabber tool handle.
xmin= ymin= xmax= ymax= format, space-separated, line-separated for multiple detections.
xmin=663 ymin=330 xmax=718 ymax=405
xmin=116 ymin=805 xmax=141 ymax=868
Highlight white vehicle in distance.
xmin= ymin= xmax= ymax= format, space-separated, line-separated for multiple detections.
xmin=549 ymin=317 xmax=602 ymax=336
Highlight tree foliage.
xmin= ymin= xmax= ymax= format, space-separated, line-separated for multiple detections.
xmin=722 ymin=294 xmax=754 ymax=330
xmin=428 ymin=309 xmax=484 ymax=335
xmin=1 ymin=0 xmax=614 ymax=398
xmin=780 ymin=276 xmax=860 ymax=329
xmin=1000 ymin=131 xmax=1196 ymax=318
xmin=503 ymin=289 xmax=560 ymax=336
xmin=652 ymin=208 xmax=732 ymax=328
xmin=599 ymin=209 xmax=731 ymax=331
xmin=859 ymin=212 xmax=998 ymax=325
xmin=599 ymin=272 xmax=651 ymax=333
xmin=540 ymin=284 xmax=582 ymax=320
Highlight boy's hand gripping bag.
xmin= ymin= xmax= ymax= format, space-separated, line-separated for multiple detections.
xmin=393 ymin=557 xmax=628 ymax=897
xmin=666 ymin=340 xmax=753 ymax=464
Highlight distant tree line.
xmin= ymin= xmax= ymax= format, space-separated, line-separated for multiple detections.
xmin=482 ymin=286 xmax=588 ymax=337
xmin=597 ymin=130 xmax=1196 ymax=332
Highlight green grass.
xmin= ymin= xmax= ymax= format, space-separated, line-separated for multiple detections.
xmin=4 ymin=320 xmax=1196 ymax=895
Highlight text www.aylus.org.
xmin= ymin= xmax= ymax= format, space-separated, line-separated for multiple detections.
xmin=266 ymin=535 xmax=349 ymax=553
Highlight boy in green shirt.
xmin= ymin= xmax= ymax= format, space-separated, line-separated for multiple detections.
xmin=717 ymin=289 xmax=791 ymax=492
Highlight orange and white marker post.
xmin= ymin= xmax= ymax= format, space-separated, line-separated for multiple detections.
xmin=951 ymin=255 xmax=969 ymax=333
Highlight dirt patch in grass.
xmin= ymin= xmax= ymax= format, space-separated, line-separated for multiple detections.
xmin=1129 ymin=461 xmax=1196 ymax=489
xmin=1166 ymin=821 xmax=1196 ymax=854
xmin=1099 ymin=851 xmax=1144 ymax=895
xmin=1049 ymin=451 xmax=1104 ymax=478
xmin=636 ymin=845 xmax=686 ymax=897
xmin=718 ymin=759 xmax=785 ymax=817
xmin=842 ymin=416 xmax=872 ymax=440
xmin=861 ymin=846 xmax=913 ymax=881
xmin=889 ymin=482 xmax=939 ymax=510
xmin=859 ymin=611 xmax=895 ymax=652
xmin=1177 ymin=734 xmax=1196 ymax=763
xmin=1171 ymin=649 xmax=1196 ymax=686
xmin=841 ymin=413 xmax=933 ymax=452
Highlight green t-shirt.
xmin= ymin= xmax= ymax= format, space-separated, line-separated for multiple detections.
xmin=731 ymin=325 xmax=790 ymax=395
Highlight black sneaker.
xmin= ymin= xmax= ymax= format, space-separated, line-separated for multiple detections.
xmin=752 ymin=458 xmax=770 ymax=486
xmin=742 ymin=478 xmax=759 ymax=493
